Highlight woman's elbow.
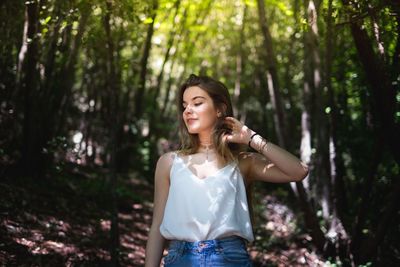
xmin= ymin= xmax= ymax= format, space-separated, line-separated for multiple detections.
xmin=294 ymin=163 xmax=309 ymax=182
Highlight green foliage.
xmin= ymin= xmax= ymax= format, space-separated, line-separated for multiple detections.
xmin=1 ymin=0 xmax=399 ymax=264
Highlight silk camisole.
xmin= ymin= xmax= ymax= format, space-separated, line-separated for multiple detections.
xmin=159 ymin=153 xmax=254 ymax=243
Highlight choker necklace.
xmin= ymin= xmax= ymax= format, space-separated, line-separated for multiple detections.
xmin=200 ymin=143 xmax=213 ymax=161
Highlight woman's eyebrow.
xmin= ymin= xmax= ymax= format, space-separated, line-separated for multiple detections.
xmin=182 ymin=96 xmax=206 ymax=104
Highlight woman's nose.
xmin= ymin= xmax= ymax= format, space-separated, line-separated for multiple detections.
xmin=184 ymin=105 xmax=193 ymax=114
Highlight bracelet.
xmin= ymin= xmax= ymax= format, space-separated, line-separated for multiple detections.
xmin=248 ymin=133 xmax=259 ymax=148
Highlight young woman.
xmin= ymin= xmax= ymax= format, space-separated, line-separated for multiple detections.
xmin=145 ymin=74 xmax=309 ymax=267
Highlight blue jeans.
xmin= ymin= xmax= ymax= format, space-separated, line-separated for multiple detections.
xmin=163 ymin=236 xmax=253 ymax=267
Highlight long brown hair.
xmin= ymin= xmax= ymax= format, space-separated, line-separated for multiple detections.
xmin=177 ymin=74 xmax=241 ymax=163
xmin=177 ymin=74 xmax=255 ymax=227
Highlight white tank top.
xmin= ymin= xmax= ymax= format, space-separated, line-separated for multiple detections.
xmin=159 ymin=153 xmax=254 ymax=242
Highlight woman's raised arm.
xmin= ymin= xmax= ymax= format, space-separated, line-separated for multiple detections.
xmin=224 ymin=117 xmax=309 ymax=183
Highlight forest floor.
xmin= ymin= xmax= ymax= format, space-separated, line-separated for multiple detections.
xmin=0 ymin=166 xmax=326 ymax=266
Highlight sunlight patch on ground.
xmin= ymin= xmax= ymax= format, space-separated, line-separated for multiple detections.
xmin=1 ymin=213 xmax=111 ymax=263
xmin=248 ymin=194 xmax=324 ymax=266
xmin=100 ymin=219 xmax=111 ymax=231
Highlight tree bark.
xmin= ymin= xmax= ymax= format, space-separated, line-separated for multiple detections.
xmin=283 ymin=0 xmax=299 ymax=152
xmin=305 ymin=0 xmax=333 ymax=224
xmin=151 ymin=0 xmax=182 ymax=108
xmin=294 ymin=0 xmax=335 ymax=255
xmin=324 ymin=0 xmax=353 ymax=261
xmin=53 ymin=8 xmax=90 ymax=136
xmin=103 ymin=1 xmax=120 ymax=265
xmin=256 ymin=0 xmax=287 ymax=148
xmin=256 ymin=0 xmax=328 ymax=255
xmin=351 ymin=137 xmax=383 ymax=260
xmin=42 ymin=5 xmax=62 ymax=94
xmin=160 ymin=8 xmax=188 ymax=116
xmin=233 ymin=4 xmax=247 ymax=120
xmin=134 ymin=0 xmax=158 ymax=118
xmin=297 ymin=27 xmax=327 ymax=255
xmin=296 ymin=181 xmax=326 ymax=251
xmin=18 ymin=0 xmax=40 ymax=176
xmin=389 ymin=1 xmax=400 ymax=78
xmin=160 ymin=54 xmax=177 ymax=117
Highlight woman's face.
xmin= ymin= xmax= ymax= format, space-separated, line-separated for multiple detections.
xmin=182 ymin=86 xmax=219 ymax=134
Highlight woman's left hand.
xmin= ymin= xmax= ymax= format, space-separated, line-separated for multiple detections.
xmin=223 ymin=117 xmax=254 ymax=145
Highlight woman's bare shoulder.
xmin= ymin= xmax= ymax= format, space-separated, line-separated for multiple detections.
xmin=156 ymin=151 xmax=178 ymax=171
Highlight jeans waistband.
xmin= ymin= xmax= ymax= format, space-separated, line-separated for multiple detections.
xmin=169 ymin=235 xmax=246 ymax=252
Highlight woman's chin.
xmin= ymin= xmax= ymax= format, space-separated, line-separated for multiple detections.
xmin=187 ymin=128 xmax=199 ymax=134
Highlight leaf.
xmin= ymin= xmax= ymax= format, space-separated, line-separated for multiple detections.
xmin=143 ymin=17 xmax=154 ymax=24
xmin=243 ymin=0 xmax=256 ymax=7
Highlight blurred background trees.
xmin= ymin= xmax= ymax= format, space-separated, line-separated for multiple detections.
xmin=0 ymin=0 xmax=399 ymax=266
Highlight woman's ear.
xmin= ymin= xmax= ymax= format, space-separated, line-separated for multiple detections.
xmin=217 ymin=104 xmax=227 ymax=117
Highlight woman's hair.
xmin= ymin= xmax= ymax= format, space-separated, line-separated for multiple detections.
xmin=177 ymin=74 xmax=255 ymax=226
xmin=177 ymin=74 xmax=242 ymax=163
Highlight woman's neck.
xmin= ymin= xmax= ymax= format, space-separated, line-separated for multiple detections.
xmin=197 ymin=132 xmax=215 ymax=161
xmin=198 ymin=132 xmax=213 ymax=147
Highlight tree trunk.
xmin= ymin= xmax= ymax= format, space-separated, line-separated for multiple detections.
xmin=160 ymin=8 xmax=188 ymax=116
xmin=324 ymin=0 xmax=352 ymax=261
xmin=233 ymin=4 xmax=247 ymax=120
xmin=54 ymin=7 xmax=90 ymax=135
xmin=351 ymin=137 xmax=383 ymax=261
xmin=160 ymin=54 xmax=177 ymax=117
xmin=293 ymin=0 xmax=333 ymax=255
xmin=256 ymin=0 xmax=287 ymax=147
xmin=305 ymin=0 xmax=332 ymax=223
xmin=296 ymin=181 xmax=326 ymax=251
xmin=134 ymin=0 xmax=158 ymax=118
xmin=256 ymin=0 xmax=328 ymax=254
xmin=333 ymin=32 xmax=350 ymax=221
xmin=389 ymin=1 xmax=400 ymax=78
xmin=151 ymin=0 xmax=182 ymax=109
xmin=146 ymin=0 xmax=183 ymax=177
xmin=42 ymin=5 xmax=62 ymax=94
xmin=18 ymin=0 xmax=40 ymax=176
xmin=104 ymin=1 xmax=120 ymax=265
xmin=283 ymin=0 xmax=299 ymax=152
xmin=297 ymin=32 xmax=326 ymax=254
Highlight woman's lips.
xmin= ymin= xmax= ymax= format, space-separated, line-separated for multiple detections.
xmin=186 ymin=118 xmax=197 ymax=124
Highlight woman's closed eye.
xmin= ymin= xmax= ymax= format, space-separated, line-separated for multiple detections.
xmin=183 ymin=103 xmax=202 ymax=109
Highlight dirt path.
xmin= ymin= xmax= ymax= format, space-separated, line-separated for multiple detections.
xmin=0 ymin=173 xmax=324 ymax=266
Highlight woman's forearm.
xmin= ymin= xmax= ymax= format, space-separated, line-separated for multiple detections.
xmin=249 ymin=133 xmax=309 ymax=180
xmin=145 ymin=225 xmax=166 ymax=267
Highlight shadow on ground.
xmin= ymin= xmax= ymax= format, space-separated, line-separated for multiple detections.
xmin=0 ymin=167 xmax=324 ymax=266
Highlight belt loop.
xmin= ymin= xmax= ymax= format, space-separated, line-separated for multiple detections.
xmin=215 ymin=238 xmax=222 ymax=251
xmin=214 ymin=238 xmax=221 ymax=250
xmin=212 ymin=239 xmax=218 ymax=249
xmin=179 ymin=240 xmax=185 ymax=254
